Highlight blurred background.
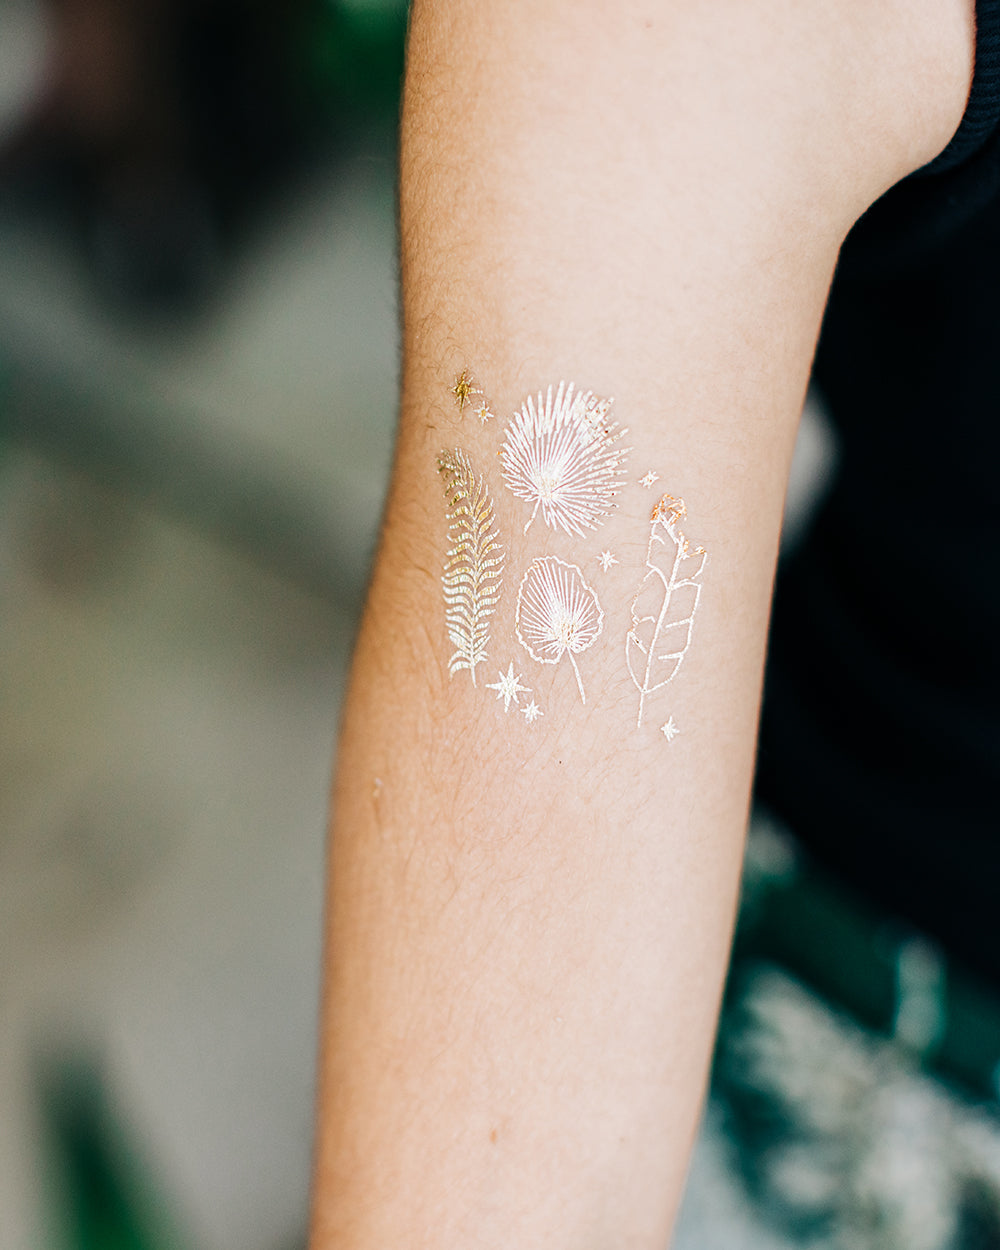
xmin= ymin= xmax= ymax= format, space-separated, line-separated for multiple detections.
xmin=2 ymin=2 xmax=999 ymax=1248
xmin=0 ymin=1 xmax=400 ymax=1246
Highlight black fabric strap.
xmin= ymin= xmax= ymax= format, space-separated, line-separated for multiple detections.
xmin=923 ymin=0 xmax=1000 ymax=175
xmin=832 ymin=0 xmax=1000 ymax=276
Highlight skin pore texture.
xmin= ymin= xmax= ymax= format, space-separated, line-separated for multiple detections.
xmin=311 ymin=3 xmax=974 ymax=1247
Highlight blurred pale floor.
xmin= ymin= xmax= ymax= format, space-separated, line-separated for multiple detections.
xmin=0 ymin=4 xmax=832 ymax=1248
xmin=0 ymin=453 xmax=353 ymax=1250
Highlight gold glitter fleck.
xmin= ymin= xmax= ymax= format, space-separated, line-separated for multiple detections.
xmin=451 ymin=370 xmax=481 ymax=412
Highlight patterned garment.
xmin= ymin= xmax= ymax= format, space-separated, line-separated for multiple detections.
xmin=700 ymin=824 xmax=1000 ymax=1250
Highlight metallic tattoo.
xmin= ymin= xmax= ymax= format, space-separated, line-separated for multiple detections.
xmin=626 ymin=495 xmax=707 ymax=729
xmin=516 ymin=555 xmax=604 ymax=704
xmin=521 ymin=699 xmax=544 ymax=724
xmin=500 ymin=381 xmax=631 ymax=536
xmin=438 ymin=374 xmax=706 ymax=734
xmin=451 ymin=369 xmax=482 ymax=412
xmin=438 ymin=447 xmax=505 ymax=685
xmin=485 ymin=661 xmax=531 ymax=712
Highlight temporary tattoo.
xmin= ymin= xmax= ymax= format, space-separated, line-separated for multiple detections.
xmin=500 ymin=381 xmax=630 ymax=536
xmin=473 ymin=400 xmax=494 ymax=425
xmin=438 ymin=448 xmax=505 ymax=685
xmin=521 ymin=699 xmax=544 ymax=724
xmin=451 ymin=369 xmax=481 ymax=412
xmin=516 ymin=556 xmax=604 ymax=704
xmin=597 ymin=549 xmax=619 ymax=572
xmin=486 ymin=661 xmax=531 ymax=712
xmin=639 ymin=470 xmax=660 ymax=489
xmin=660 ymin=718 xmax=680 ymax=742
xmin=626 ymin=495 xmax=707 ymax=729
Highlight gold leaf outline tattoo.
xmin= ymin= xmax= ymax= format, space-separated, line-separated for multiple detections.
xmin=625 ymin=495 xmax=707 ymax=729
xmin=515 ymin=555 xmax=604 ymax=704
xmin=438 ymin=448 xmax=505 ymax=685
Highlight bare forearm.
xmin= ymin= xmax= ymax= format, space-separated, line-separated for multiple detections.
xmin=311 ymin=3 xmax=972 ymax=1246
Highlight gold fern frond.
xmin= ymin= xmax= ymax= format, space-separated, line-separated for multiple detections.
xmin=438 ymin=448 xmax=505 ymax=685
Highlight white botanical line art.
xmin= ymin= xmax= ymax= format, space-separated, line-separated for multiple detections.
xmin=438 ymin=447 xmax=505 ymax=685
xmin=626 ymin=495 xmax=707 ymax=729
xmin=639 ymin=470 xmax=660 ymax=489
xmin=660 ymin=717 xmax=680 ymax=742
xmin=516 ymin=556 xmax=604 ymax=704
xmin=500 ymin=381 xmax=631 ymax=536
xmin=597 ymin=549 xmax=619 ymax=572
xmin=486 ymin=662 xmax=531 ymax=712
xmin=522 ymin=699 xmax=543 ymax=724
xmin=451 ymin=369 xmax=482 ymax=412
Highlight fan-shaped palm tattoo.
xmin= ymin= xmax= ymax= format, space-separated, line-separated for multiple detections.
xmin=500 ymin=382 xmax=630 ymax=536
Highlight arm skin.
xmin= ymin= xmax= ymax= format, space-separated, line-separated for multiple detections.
xmin=311 ymin=3 xmax=972 ymax=1247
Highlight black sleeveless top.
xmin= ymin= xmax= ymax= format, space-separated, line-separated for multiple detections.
xmin=755 ymin=0 xmax=1000 ymax=988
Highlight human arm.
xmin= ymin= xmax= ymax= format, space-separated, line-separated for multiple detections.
xmin=311 ymin=3 xmax=973 ymax=1246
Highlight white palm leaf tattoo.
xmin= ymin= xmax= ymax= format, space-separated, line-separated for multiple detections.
xmin=516 ymin=556 xmax=603 ymax=703
xmin=500 ymin=381 xmax=631 ymax=536
xmin=625 ymin=495 xmax=707 ymax=728
xmin=438 ymin=448 xmax=505 ymax=685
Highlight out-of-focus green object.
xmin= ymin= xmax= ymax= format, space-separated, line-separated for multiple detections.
xmin=40 ymin=1060 xmax=185 ymax=1250
xmin=302 ymin=0 xmax=409 ymax=121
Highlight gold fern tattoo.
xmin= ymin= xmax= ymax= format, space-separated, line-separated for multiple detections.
xmin=438 ymin=448 xmax=505 ymax=685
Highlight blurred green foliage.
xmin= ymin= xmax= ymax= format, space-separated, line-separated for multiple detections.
xmin=302 ymin=0 xmax=409 ymax=122
xmin=40 ymin=1062 xmax=184 ymax=1250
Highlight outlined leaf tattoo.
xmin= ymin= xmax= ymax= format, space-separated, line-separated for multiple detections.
xmin=500 ymin=381 xmax=631 ymax=536
xmin=516 ymin=555 xmax=604 ymax=703
xmin=625 ymin=495 xmax=707 ymax=729
xmin=438 ymin=448 xmax=505 ymax=685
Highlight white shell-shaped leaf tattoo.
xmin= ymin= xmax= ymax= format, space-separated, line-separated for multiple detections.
xmin=500 ymin=381 xmax=631 ymax=536
xmin=625 ymin=495 xmax=707 ymax=728
xmin=516 ymin=556 xmax=604 ymax=703
xmin=439 ymin=448 xmax=505 ymax=685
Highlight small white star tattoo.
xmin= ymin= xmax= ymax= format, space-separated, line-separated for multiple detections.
xmin=596 ymin=549 xmax=619 ymax=572
xmin=639 ymin=470 xmax=660 ymax=489
xmin=522 ymin=699 xmax=543 ymax=724
xmin=473 ymin=401 xmax=493 ymax=424
xmin=451 ymin=369 xmax=481 ymax=412
xmin=486 ymin=662 xmax=531 ymax=712
xmin=660 ymin=717 xmax=680 ymax=742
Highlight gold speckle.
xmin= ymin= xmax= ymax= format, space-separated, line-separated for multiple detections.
xmin=451 ymin=369 xmax=480 ymax=412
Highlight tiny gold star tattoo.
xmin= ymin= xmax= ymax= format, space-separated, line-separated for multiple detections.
xmin=451 ymin=369 xmax=481 ymax=412
xmin=660 ymin=717 xmax=680 ymax=742
xmin=597 ymin=550 xmax=619 ymax=572
xmin=486 ymin=662 xmax=531 ymax=712
xmin=639 ymin=470 xmax=660 ymax=489
xmin=474 ymin=401 xmax=494 ymax=425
